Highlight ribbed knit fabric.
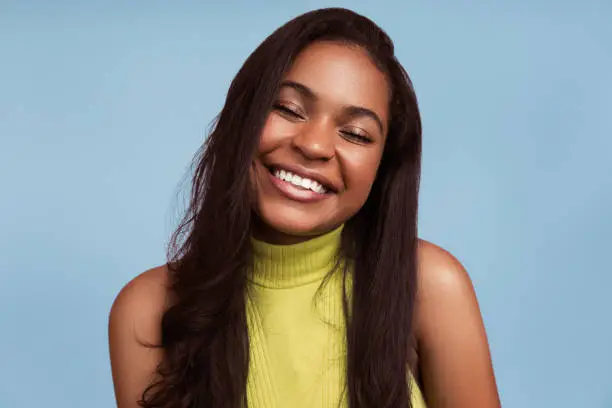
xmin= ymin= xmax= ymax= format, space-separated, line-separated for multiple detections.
xmin=245 ymin=225 xmax=427 ymax=407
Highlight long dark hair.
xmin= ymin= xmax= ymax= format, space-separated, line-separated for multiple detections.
xmin=140 ymin=7 xmax=422 ymax=408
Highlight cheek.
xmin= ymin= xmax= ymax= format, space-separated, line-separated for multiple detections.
xmin=341 ymin=151 xmax=383 ymax=205
xmin=258 ymin=114 xmax=295 ymax=151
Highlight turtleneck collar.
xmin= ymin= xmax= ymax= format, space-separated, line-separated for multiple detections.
xmin=249 ymin=224 xmax=344 ymax=289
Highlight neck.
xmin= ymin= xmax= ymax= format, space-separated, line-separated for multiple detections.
xmin=249 ymin=223 xmax=345 ymax=288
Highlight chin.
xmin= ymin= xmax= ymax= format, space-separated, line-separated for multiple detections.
xmin=255 ymin=205 xmax=337 ymax=242
xmin=265 ymin=213 xmax=328 ymax=236
xmin=270 ymin=220 xmax=326 ymax=237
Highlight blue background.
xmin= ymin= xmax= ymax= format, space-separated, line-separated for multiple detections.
xmin=1 ymin=1 xmax=610 ymax=407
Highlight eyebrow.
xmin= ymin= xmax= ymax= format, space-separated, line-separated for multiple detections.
xmin=279 ymin=80 xmax=385 ymax=134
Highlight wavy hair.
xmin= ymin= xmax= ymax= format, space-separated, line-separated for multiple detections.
xmin=140 ymin=7 xmax=422 ymax=408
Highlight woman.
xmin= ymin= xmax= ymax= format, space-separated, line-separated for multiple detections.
xmin=109 ymin=7 xmax=500 ymax=408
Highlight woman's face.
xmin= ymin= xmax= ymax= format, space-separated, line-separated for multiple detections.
xmin=251 ymin=41 xmax=390 ymax=244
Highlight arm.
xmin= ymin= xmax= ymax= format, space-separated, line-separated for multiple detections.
xmin=415 ymin=240 xmax=501 ymax=407
xmin=108 ymin=266 xmax=170 ymax=408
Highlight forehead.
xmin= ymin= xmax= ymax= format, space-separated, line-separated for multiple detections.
xmin=282 ymin=41 xmax=390 ymax=120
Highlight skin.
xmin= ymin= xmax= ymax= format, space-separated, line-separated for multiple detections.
xmin=251 ymin=42 xmax=389 ymax=244
xmin=109 ymin=42 xmax=501 ymax=407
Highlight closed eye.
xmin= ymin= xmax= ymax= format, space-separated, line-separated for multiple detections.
xmin=273 ymin=103 xmax=304 ymax=120
xmin=341 ymin=130 xmax=373 ymax=144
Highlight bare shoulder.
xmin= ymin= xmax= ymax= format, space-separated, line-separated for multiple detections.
xmin=416 ymin=239 xmax=475 ymax=303
xmin=111 ymin=264 xmax=171 ymax=307
xmin=108 ymin=264 xmax=172 ymax=408
xmin=109 ymin=264 xmax=171 ymax=343
xmin=414 ymin=239 xmax=500 ymax=407
xmin=414 ymin=238 xmax=481 ymax=341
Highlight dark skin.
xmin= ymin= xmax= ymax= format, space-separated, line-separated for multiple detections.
xmin=251 ymin=41 xmax=389 ymax=244
xmin=109 ymin=41 xmax=501 ymax=407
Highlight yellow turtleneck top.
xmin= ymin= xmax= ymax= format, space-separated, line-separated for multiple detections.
xmin=245 ymin=225 xmax=426 ymax=407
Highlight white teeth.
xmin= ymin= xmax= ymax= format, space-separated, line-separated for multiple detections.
xmin=310 ymin=181 xmax=324 ymax=194
xmin=272 ymin=168 xmax=328 ymax=194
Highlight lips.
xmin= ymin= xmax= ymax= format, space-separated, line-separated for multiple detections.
xmin=268 ymin=171 xmax=326 ymax=202
xmin=270 ymin=168 xmax=328 ymax=194
xmin=264 ymin=163 xmax=340 ymax=193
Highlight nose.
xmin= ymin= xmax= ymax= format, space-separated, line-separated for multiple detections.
xmin=290 ymin=119 xmax=335 ymax=161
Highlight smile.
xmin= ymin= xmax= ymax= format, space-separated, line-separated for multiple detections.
xmin=272 ymin=168 xmax=328 ymax=194
xmin=266 ymin=166 xmax=334 ymax=203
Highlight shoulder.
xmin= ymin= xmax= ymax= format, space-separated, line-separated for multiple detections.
xmin=109 ymin=264 xmax=171 ymax=343
xmin=413 ymin=239 xmax=501 ymax=406
xmin=414 ymin=239 xmax=479 ymax=338
xmin=416 ymin=239 xmax=474 ymax=302
xmin=112 ymin=264 xmax=171 ymax=304
xmin=108 ymin=264 xmax=172 ymax=407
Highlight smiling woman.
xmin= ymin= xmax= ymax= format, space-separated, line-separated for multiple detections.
xmin=108 ymin=7 xmax=501 ymax=408
xmin=252 ymin=42 xmax=389 ymax=243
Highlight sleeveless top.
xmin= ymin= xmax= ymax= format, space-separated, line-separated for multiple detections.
xmin=245 ymin=225 xmax=427 ymax=407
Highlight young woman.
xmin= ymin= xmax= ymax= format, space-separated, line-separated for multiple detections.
xmin=109 ymin=7 xmax=500 ymax=408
